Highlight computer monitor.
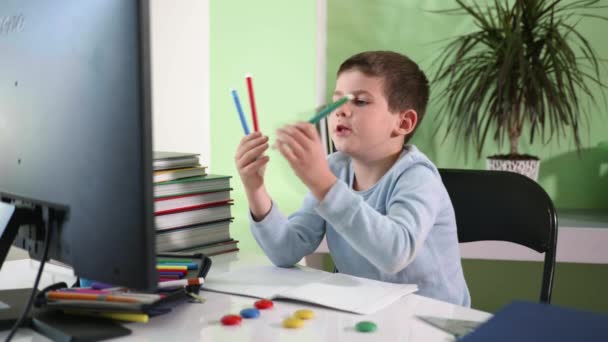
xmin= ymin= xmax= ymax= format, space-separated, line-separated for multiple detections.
xmin=0 ymin=0 xmax=157 ymax=290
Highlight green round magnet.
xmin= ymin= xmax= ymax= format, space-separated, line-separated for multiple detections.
xmin=355 ymin=321 xmax=377 ymax=333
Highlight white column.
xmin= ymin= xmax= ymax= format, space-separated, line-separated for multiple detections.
xmin=150 ymin=0 xmax=211 ymax=170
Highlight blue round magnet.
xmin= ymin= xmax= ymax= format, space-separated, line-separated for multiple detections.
xmin=240 ymin=308 xmax=260 ymax=319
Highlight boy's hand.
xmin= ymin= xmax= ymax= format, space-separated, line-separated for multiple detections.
xmin=235 ymin=132 xmax=270 ymax=191
xmin=276 ymin=122 xmax=337 ymax=201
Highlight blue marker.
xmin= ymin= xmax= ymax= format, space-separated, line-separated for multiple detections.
xmin=231 ymin=88 xmax=250 ymax=135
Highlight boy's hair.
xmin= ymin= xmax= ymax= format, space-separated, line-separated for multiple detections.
xmin=337 ymin=51 xmax=429 ymax=143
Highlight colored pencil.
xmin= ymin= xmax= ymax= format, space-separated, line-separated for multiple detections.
xmin=46 ymin=291 xmax=158 ymax=304
xmin=64 ymin=310 xmax=149 ymax=323
xmin=90 ymin=282 xmax=116 ymax=290
xmin=158 ymin=273 xmax=183 ymax=279
xmin=156 ymin=261 xmax=198 ymax=270
xmin=155 ymin=265 xmax=187 ymax=270
xmin=158 ymin=277 xmax=205 ymax=289
xmin=157 ymin=258 xmax=192 ymax=263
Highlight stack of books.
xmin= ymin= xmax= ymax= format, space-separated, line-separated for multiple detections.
xmin=153 ymin=152 xmax=239 ymax=256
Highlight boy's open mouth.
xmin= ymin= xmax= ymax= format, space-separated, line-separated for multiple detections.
xmin=336 ymin=124 xmax=351 ymax=133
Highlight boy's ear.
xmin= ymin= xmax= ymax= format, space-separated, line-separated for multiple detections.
xmin=393 ymin=109 xmax=418 ymax=137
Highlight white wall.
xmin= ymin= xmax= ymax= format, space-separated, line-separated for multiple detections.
xmin=316 ymin=0 xmax=329 ymax=153
xmin=150 ymin=0 xmax=210 ymax=169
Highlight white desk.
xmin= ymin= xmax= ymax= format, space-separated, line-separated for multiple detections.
xmin=0 ymin=252 xmax=490 ymax=341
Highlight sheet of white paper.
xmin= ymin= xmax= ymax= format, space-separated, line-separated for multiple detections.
xmin=203 ymin=265 xmax=417 ymax=314
xmin=279 ymin=273 xmax=418 ymax=315
xmin=203 ymin=265 xmax=331 ymax=299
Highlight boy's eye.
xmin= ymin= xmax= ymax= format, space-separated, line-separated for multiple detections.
xmin=353 ymin=98 xmax=368 ymax=106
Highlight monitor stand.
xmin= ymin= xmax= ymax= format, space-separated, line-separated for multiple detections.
xmin=0 ymin=201 xmax=67 ymax=330
xmin=0 ymin=200 xmax=131 ymax=340
xmin=0 ymin=202 xmax=46 ymax=331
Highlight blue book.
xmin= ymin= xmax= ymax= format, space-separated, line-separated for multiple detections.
xmin=460 ymin=301 xmax=608 ymax=341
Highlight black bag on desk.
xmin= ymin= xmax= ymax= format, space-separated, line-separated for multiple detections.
xmin=27 ymin=253 xmax=212 ymax=341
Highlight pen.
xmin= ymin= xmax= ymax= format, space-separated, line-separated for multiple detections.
xmin=47 ymin=291 xmax=157 ymax=304
xmin=90 ymin=281 xmax=116 ymax=290
xmin=157 ymin=268 xmax=187 ymax=275
xmin=59 ymin=288 xmax=112 ymax=294
xmin=156 ymin=265 xmax=187 ymax=270
xmin=308 ymin=94 xmax=354 ymax=124
xmin=107 ymin=292 xmax=165 ymax=300
xmin=57 ymin=288 xmax=163 ymax=301
xmin=157 ymin=258 xmax=191 ymax=263
xmin=160 ymin=277 xmax=179 ymax=282
xmin=64 ymin=310 xmax=149 ymax=323
xmin=156 ymin=261 xmax=198 ymax=270
xmin=158 ymin=272 xmax=184 ymax=279
xmin=158 ymin=277 xmax=205 ymax=289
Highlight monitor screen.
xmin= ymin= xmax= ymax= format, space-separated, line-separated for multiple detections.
xmin=0 ymin=0 xmax=156 ymax=290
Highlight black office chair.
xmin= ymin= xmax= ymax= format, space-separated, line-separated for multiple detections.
xmin=439 ymin=168 xmax=558 ymax=303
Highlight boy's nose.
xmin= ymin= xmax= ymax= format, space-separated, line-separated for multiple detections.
xmin=335 ymin=103 xmax=352 ymax=117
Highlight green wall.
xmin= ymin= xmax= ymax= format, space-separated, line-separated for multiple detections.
xmin=462 ymin=260 xmax=608 ymax=313
xmin=327 ymin=0 xmax=608 ymax=209
xmin=210 ymin=1 xmax=318 ymax=253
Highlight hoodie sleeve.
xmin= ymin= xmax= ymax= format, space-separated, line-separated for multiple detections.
xmin=315 ymin=165 xmax=441 ymax=274
xmin=249 ymin=192 xmax=326 ymax=267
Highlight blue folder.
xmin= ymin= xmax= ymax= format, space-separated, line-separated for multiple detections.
xmin=460 ymin=300 xmax=608 ymax=341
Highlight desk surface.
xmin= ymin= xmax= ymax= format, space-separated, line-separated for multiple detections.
xmin=0 ymin=252 xmax=491 ymax=341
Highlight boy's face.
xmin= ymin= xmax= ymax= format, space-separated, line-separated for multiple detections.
xmin=329 ymin=69 xmax=413 ymax=160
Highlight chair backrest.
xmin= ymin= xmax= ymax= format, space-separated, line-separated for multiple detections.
xmin=439 ymin=168 xmax=558 ymax=303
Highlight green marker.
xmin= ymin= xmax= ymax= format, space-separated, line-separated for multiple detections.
xmin=308 ymin=94 xmax=354 ymax=124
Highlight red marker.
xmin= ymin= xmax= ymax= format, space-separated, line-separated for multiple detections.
xmin=245 ymin=74 xmax=259 ymax=132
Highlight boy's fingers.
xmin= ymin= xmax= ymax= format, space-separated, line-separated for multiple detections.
xmin=235 ymin=135 xmax=268 ymax=160
xmin=276 ymin=139 xmax=298 ymax=163
xmin=294 ymin=122 xmax=318 ymax=140
xmin=286 ymin=125 xmax=313 ymax=147
xmin=243 ymin=135 xmax=268 ymax=150
xmin=236 ymin=143 xmax=269 ymax=169
xmin=241 ymin=143 xmax=269 ymax=165
xmin=241 ymin=155 xmax=269 ymax=175
xmin=240 ymin=131 xmax=261 ymax=143
xmin=276 ymin=130 xmax=304 ymax=159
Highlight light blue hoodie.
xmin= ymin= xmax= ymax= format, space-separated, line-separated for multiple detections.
xmin=250 ymin=145 xmax=470 ymax=306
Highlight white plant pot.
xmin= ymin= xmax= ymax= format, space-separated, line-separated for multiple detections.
xmin=486 ymin=157 xmax=540 ymax=181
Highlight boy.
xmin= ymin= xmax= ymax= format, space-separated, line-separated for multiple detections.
xmin=234 ymin=51 xmax=470 ymax=306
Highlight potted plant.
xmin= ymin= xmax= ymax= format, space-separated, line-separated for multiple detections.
xmin=432 ymin=0 xmax=607 ymax=180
